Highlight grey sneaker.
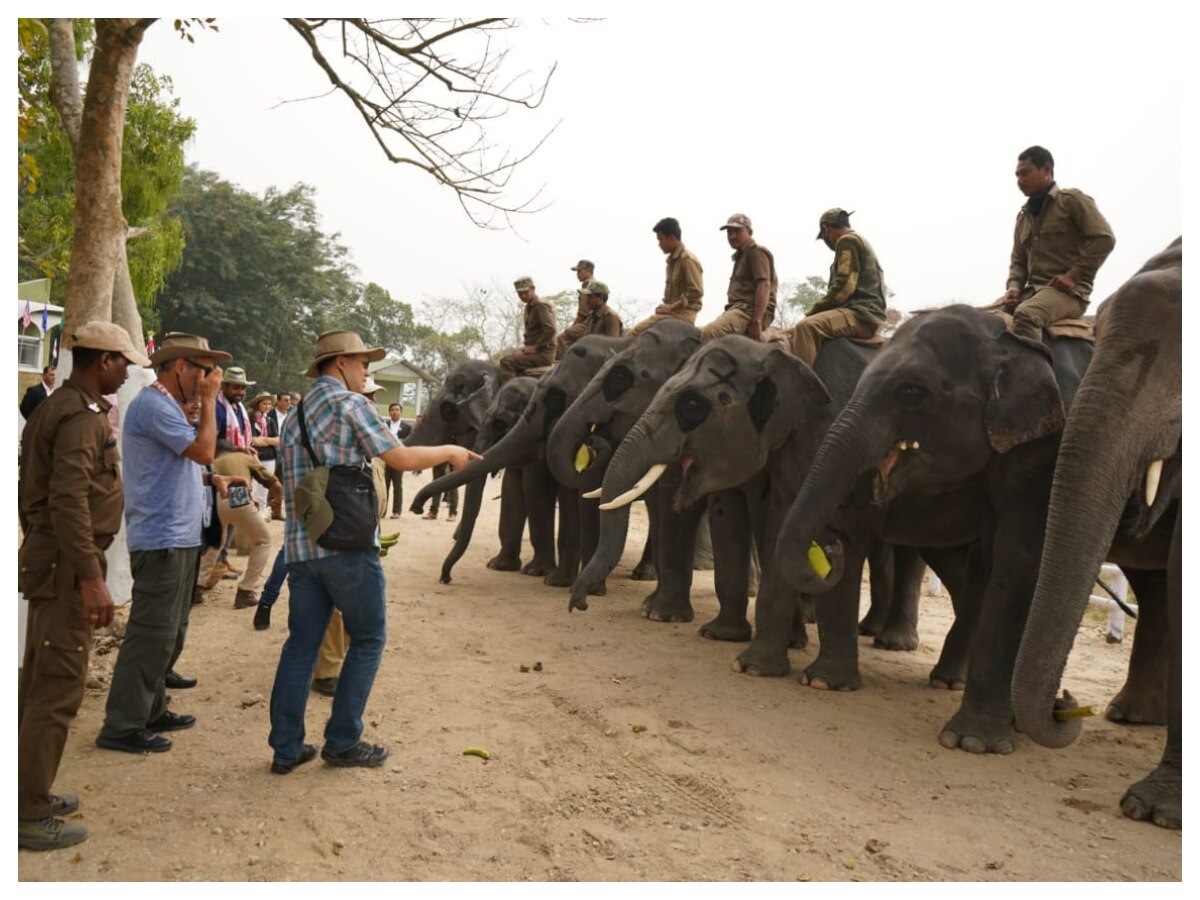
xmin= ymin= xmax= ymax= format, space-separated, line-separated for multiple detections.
xmin=49 ymin=793 xmax=79 ymax=816
xmin=18 ymin=817 xmax=88 ymax=851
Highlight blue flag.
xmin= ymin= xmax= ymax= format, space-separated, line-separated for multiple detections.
xmin=40 ymin=302 xmax=48 ymax=334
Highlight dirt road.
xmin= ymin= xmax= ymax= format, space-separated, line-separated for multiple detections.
xmin=18 ymin=481 xmax=1181 ymax=881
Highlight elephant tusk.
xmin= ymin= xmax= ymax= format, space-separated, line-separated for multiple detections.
xmin=599 ymin=463 xmax=668 ymax=510
xmin=582 ymin=488 xmax=603 ymax=499
xmin=1145 ymin=458 xmax=1163 ymax=507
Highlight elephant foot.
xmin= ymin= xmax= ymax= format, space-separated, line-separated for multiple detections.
xmin=937 ymin=707 xmax=1016 ymax=755
xmin=1105 ymin=683 xmax=1169 ymax=726
xmin=796 ymin=595 xmax=817 ymax=625
xmin=697 ymin=615 xmax=751 ymax=643
xmin=630 ymin=561 xmax=658 ymax=582
xmin=640 ymin=594 xmax=694 ymax=623
xmin=586 ymin=579 xmax=607 ymax=597
xmin=789 ymin=623 xmax=810 ymax=651
xmin=522 ymin=558 xmax=555 ymax=577
xmin=487 ymin=554 xmax=522 ymax=572
xmin=928 ymin=668 xmax=966 ymax=691
xmin=542 ymin=568 xmax=576 ymax=588
xmin=858 ymin=609 xmax=888 ymax=637
xmin=732 ymin=644 xmax=790 ymax=677
xmin=868 ymin=623 xmax=919 ymax=652
xmin=799 ymin=656 xmax=862 ymax=692
xmin=1120 ymin=763 xmax=1182 ymax=829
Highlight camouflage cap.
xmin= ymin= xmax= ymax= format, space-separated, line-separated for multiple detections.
xmin=719 ymin=213 xmax=752 ymax=231
xmin=570 ymin=259 xmax=595 ymax=272
xmin=581 ymin=279 xmax=609 ymax=298
xmin=816 ymin=208 xmax=853 ymax=239
xmin=70 ymin=321 xmax=151 ymax=367
xmin=513 ymin=275 xmax=536 ymax=291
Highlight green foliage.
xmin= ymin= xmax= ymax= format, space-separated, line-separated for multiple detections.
xmin=18 ymin=26 xmax=195 ymax=313
xmin=784 ymin=275 xmax=829 ymax=315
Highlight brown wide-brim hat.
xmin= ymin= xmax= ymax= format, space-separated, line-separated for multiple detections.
xmin=148 ymin=332 xmax=232 ymax=366
xmin=305 ymin=330 xmax=386 ymax=378
xmin=247 ymin=390 xmax=275 ymax=410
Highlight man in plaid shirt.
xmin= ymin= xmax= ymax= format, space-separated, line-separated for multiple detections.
xmin=268 ymin=331 xmax=478 ymax=774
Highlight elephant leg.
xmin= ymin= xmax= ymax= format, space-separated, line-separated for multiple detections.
xmin=923 ymin=543 xmax=978 ymax=690
xmin=522 ymin=462 xmax=557 ymax=577
xmin=692 ymin=508 xmax=714 ymax=571
xmin=1120 ymin=514 xmax=1181 ymax=829
xmin=488 ymin=468 xmax=525 ymax=571
xmin=545 ymin=485 xmax=585 ymax=589
xmin=1106 ymin=567 xmax=1169 ymax=725
xmin=859 ymin=539 xmax=894 ymax=637
xmin=800 ymin=547 xmax=870 ymax=691
xmin=872 ymin=544 xmax=924 ymax=651
xmin=699 ymin=491 xmax=751 ymax=642
xmin=631 ymin=500 xmax=657 ymax=581
xmin=642 ymin=473 xmax=699 ymax=623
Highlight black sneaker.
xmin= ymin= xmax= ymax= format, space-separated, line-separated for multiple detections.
xmin=147 ymin=710 xmax=196 ymax=732
xmin=164 ymin=670 xmax=197 ymax=690
xmin=95 ymin=729 xmax=172 ymax=754
xmin=253 ymin=603 xmax=272 ymax=631
xmin=321 ymin=741 xmax=389 ymax=768
xmin=270 ymin=743 xmax=318 ymax=775
xmin=311 ymin=677 xmax=339 ymax=697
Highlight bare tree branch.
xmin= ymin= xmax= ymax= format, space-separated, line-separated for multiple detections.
xmin=283 ymin=18 xmax=558 ymax=228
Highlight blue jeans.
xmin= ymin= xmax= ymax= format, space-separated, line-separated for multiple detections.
xmin=259 ymin=547 xmax=287 ymax=608
xmin=267 ymin=552 xmax=387 ymax=764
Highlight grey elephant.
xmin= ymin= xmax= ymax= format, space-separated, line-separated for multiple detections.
xmin=592 ymin=334 xmax=955 ymax=659
xmin=776 ymin=305 xmax=1110 ymax=755
xmin=1012 ymin=238 xmax=1181 ymax=828
xmin=413 ymin=334 xmax=636 ymax=591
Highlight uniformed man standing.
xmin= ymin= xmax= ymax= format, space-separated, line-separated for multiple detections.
xmin=555 ymin=259 xmax=595 ymax=359
xmin=791 ymin=208 xmax=888 ymax=367
xmin=18 ymin=322 xmax=149 ymax=851
xmin=701 ymin=213 xmax=777 ymax=342
xmin=1000 ymin=145 xmax=1115 ymax=340
xmin=627 ymin=217 xmax=704 ymax=337
xmin=498 ymin=276 xmax=557 ymax=379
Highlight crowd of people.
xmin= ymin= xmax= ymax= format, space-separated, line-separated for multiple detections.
xmin=16 ymin=143 xmax=1114 ymax=852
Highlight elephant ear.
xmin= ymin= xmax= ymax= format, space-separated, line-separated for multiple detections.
xmin=984 ymin=332 xmax=1065 ymax=454
xmin=748 ymin=347 xmax=831 ymax=434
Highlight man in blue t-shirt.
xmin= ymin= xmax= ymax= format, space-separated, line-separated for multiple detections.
xmin=96 ymin=333 xmax=244 ymax=755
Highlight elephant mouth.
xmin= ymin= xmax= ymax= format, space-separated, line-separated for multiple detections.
xmin=874 ymin=439 xmax=920 ymax=501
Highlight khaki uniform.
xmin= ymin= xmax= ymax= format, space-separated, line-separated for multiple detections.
xmin=197 ymin=452 xmax=279 ymax=595
xmin=18 ymin=383 xmax=122 ymax=820
xmin=628 ymin=244 xmax=705 ymax=337
xmin=499 ymin=298 xmax=558 ymax=378
xmin=582 ymin=305 xmax=623 ymax=338
xmin=701 ymin=239 xmax=777 ymax=341
xmin=792 ymin=231 xmax=888 ymax=366
xmin=1006 ymin=184 xmax=1115 ymax=340
xmin=555 ymin=291 xmax=591 ymax=359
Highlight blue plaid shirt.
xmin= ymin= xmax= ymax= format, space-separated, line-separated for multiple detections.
xmin=280 ymin=376 xmax=399 ymax=562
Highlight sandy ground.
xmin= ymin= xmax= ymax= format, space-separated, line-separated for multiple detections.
xmin=17 ymin=476 xmax=1182 ymax=882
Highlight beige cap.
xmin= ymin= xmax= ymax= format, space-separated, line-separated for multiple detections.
xmin=513 ymin=276 xmax=536 ymax=291
xmin=306 ymin=330 xmax=386 ymax=378
xmin=70 ymin=321 xmax=151 ymax=367
xmin=720 ymin=213 xmax=752 ymax=231
xmin=581 ymin=279 xmax=610 ymax=298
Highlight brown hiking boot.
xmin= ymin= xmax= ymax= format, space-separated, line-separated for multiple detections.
xmin=234 ymin=589 xmax=258 ymax=609
xmin=18 ymin=817 xmax=88 ymax=851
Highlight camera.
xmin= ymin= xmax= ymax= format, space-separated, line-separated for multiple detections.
xmin=227 ymin=483 xmax=252 ymax=509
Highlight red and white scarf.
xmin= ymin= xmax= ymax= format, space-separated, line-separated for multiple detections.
xmin=220 ymin=393 xmax=251 ymax=450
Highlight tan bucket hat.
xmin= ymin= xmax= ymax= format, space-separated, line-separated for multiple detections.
xmin=147 ymin=332 xmax=232 ymax=366
xmin=222 ymin=365 xmax=256 ymax=387
xmin=305 ymin=330 xmax=386 ymax=378
xmin=70 ymin=321 xmax=151 ymax=368
xmin=247 ymin=390 xmax=275 ymax=410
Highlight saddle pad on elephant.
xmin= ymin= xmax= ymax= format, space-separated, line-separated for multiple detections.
xmin=523 ymin=365 xmax=554 ymax=378
xmin=992 ymin=310 xmax=1095 ymax=344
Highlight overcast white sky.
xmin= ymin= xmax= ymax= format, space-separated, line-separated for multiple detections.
xmin=134 ymin=7 xmax=1183 ymax=324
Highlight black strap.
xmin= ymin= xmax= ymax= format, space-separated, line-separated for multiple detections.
xmin=295 ymin=398 xmax=322 ymax=469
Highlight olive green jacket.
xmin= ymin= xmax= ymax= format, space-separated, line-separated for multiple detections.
xmin=811 ymin=232 xmax=888 ymax=324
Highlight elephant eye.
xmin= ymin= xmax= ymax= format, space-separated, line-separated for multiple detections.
xmin=602 ymin=365 xmax=634 ymax=402
xmin=674 ymin=390 xmax=712 ymax=433
xmin=895 ymin=382 xmax=930 ymax=408
xmin=439 ymin=400 xmax=459 ymax=423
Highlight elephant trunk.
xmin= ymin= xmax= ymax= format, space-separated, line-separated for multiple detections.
xmin=599 ymin=413 xmax=681 ymax=506
xmin=547 ymin=405 xmax=612 ymax=491
xmin=436 ymin=475 xmax=486 ymax=584
xmin=1011 ymin=383 xmax=1146 ymax=748
xmin=568 ymin=504 xmax=631 ymax=613
xmin=776 ymin=395 xmax=883 ymax=593
xmin=410 ymin=417 xmax=537 ymax=514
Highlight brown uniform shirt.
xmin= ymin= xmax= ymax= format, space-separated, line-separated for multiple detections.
xmin=663 ymin=245 xmax=704 ymax=313
xmin=582 ymin=305 xmax=623 ymax=337
xmin=1007 ymin=184 xmax=1115 ymax=304
xmin=18 ymin=381 xmax=123 ymax=583
xmin=726 ymin=239 xmax=778 ymax=316
xmin=213 ymin=450 xmax=279 ymax=488
xmin=523 ymin=297 xmax=558 ymax=354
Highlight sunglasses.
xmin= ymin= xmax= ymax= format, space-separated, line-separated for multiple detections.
xmin=183 ymin=358 xmax=214 ymax=377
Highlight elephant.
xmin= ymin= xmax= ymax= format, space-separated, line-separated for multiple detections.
xmin=1012 ymin=238 xmax=1181 ymax=828
xmin=405 ymin=360 xmax=531 ymax=573
xmin=545 ymin=319 xmax=710 ymax=621
xmin=592 ymin=334 xmax=958 ymax=660
xmin=776 ymin=304 xmax=1102 ymax=755
xmin=413 ymin=335 xmax=634 ymax=590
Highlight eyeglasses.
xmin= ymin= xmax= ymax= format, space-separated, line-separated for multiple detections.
xmin=183 ymin=358 xmax=214 ymax=377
